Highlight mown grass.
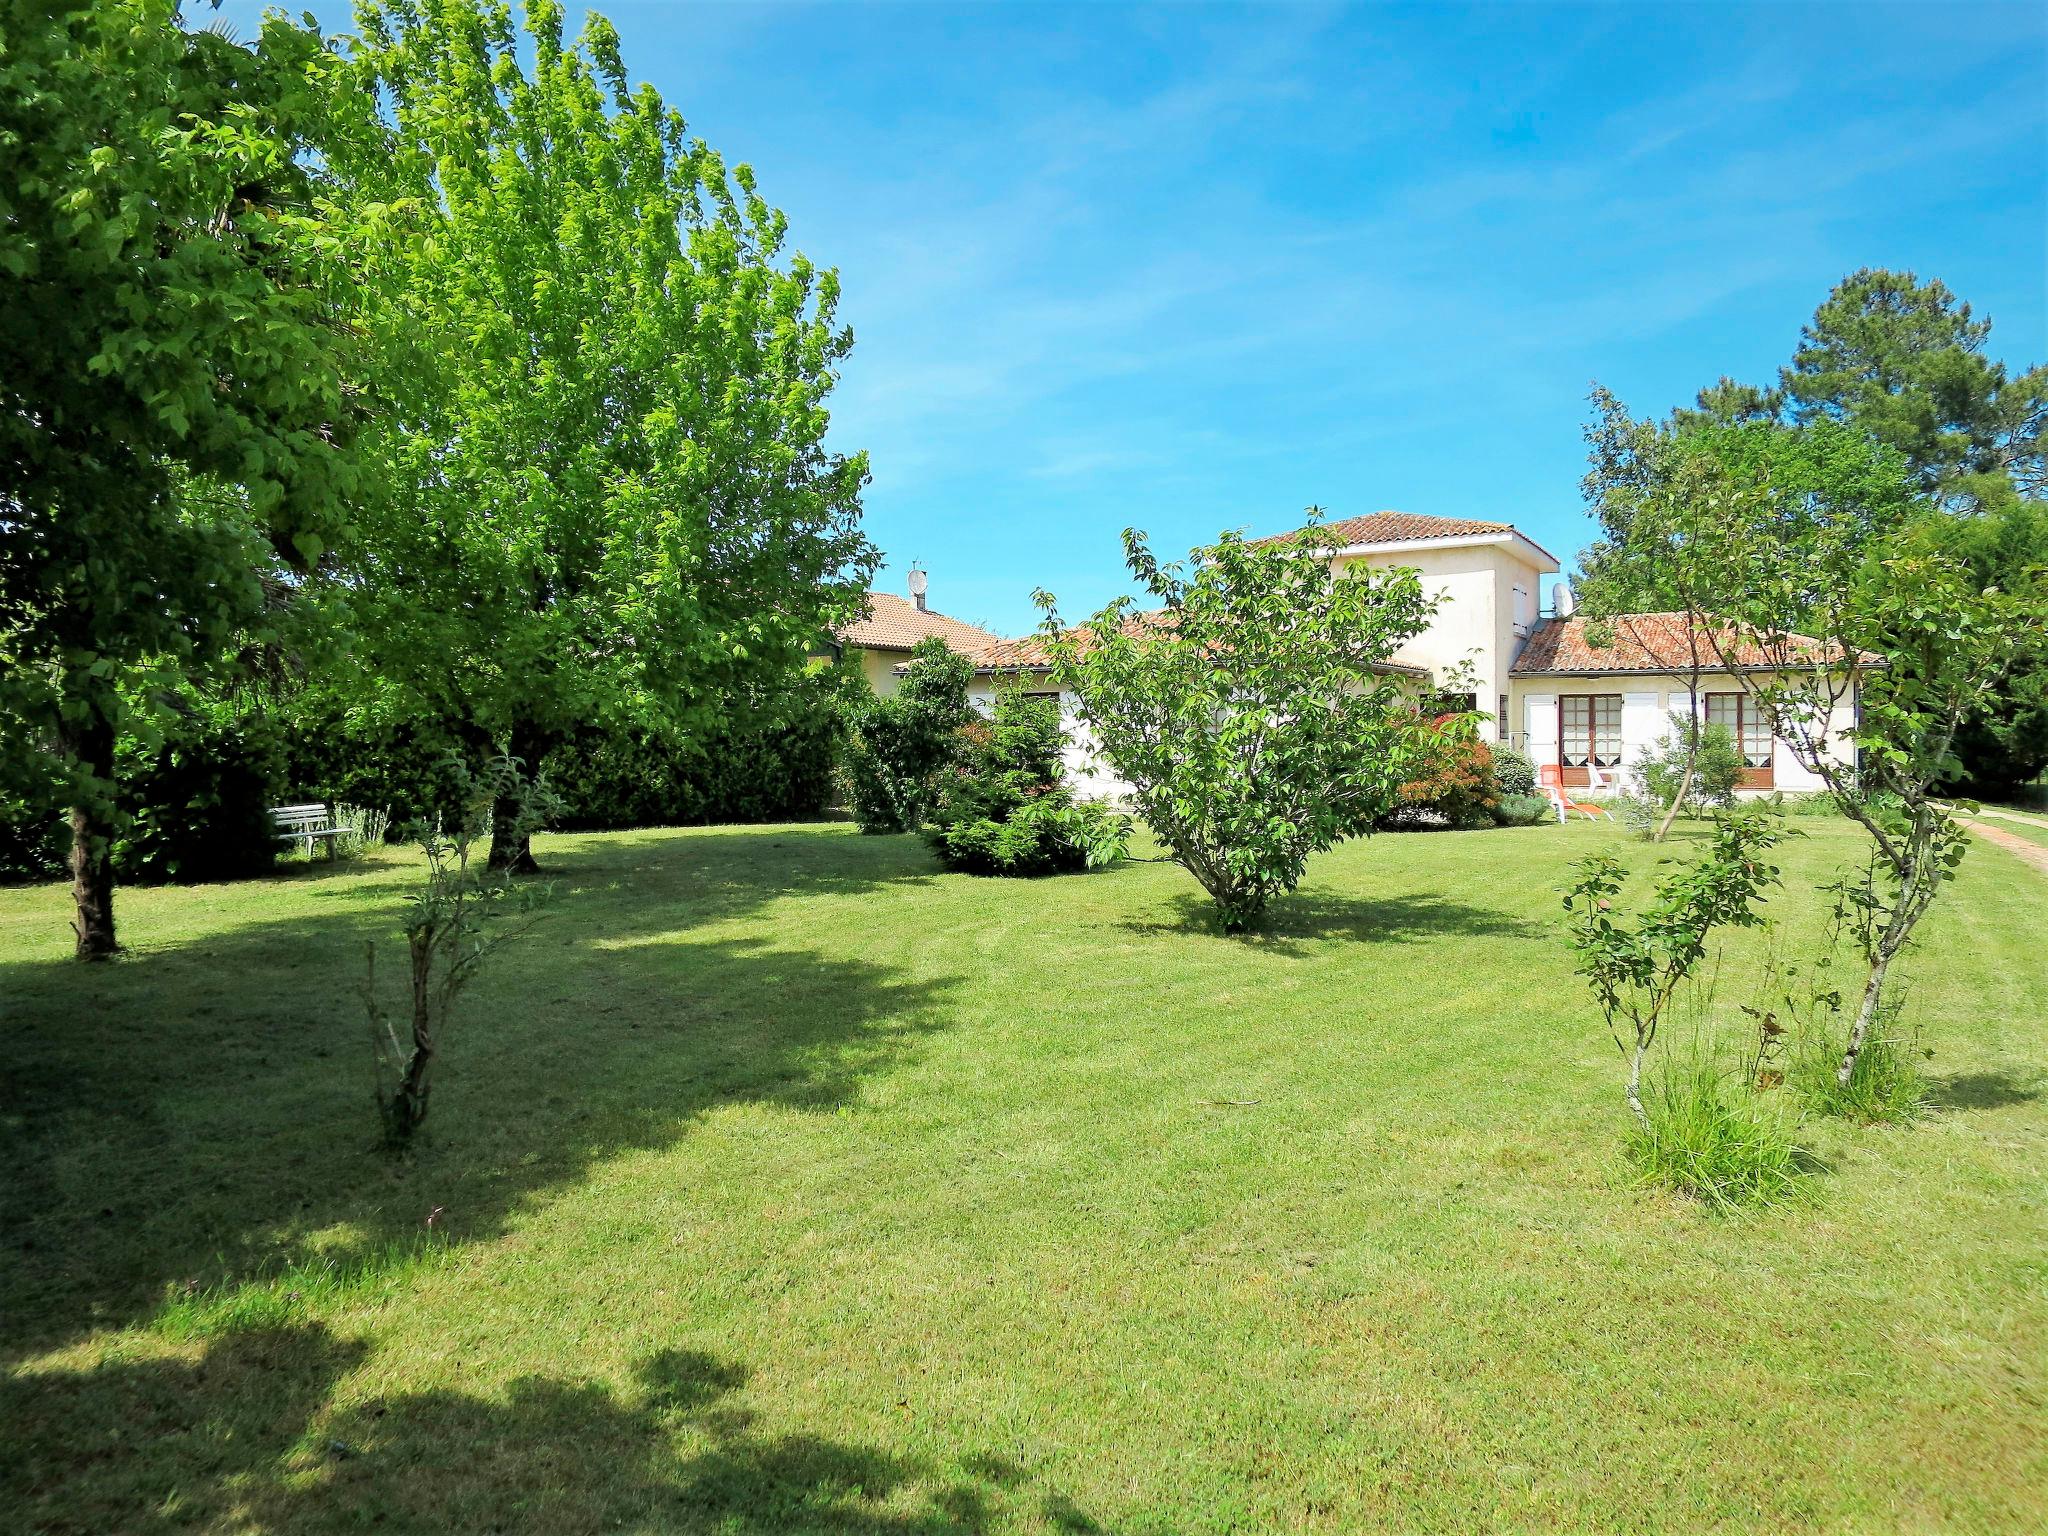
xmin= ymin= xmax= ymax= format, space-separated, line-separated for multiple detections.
xmin=2 ymin=817 xmax=2043 ymax=1533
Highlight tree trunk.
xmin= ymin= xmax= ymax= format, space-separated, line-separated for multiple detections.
xmin=392 ymin=935 xmax=436 ymax=1138
xmin=486 ymin=722 xmax=548 ymax=874
xmin=62 ymin=710 xmax=119 ymax=961
xmin=1838 ymin=940 xmax=1896 ymax=1088
xmin=1626 ymin=1030 xmax=1651 ymax=1131
xmin=1652 ymin=759 xmax=1694 ymax=844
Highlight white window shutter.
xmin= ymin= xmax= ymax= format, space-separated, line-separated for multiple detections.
xmin=1621 ymin=692 xmax=1662 ymax=769
xmin=1524 ymin=693 xmax=1558 ymax=758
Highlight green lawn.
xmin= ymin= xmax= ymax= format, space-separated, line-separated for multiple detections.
xmin=3 ymin=819 xmax=2043 ymax=1533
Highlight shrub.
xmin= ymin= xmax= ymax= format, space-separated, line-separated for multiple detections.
xmin=841 ymin=638 xmax=974 ymax=834
xmin=280 ymin=697 xmax=480 ymax=836
xmin=1034 ymin=522 xmax=1447 ymax=931
xmin=2 ymin=710 xmax=284 ymax=884
xmin=926 ymin=691 xmax=1130 ymax=875
xmin=545 ymin=681 xmax=844 ymax=830
xmin=1492 ymin=744 xmax=1536 ymax=798
xmin=1634 ymin=711 xmax=1742 ymax=816
xmin=1381 ymin=718 xmax=1500 ymax=830
xmin=366 ymin=758 xmax=552 ymax=1147
xmin=112 ymin=714 xmax=282 ymax=884
xmin=1492 ymin=793 xmax=1553 ymax=827
xmin=1563 ymin=809 xmax=1786 ymax=1133
xmin=1626 ymin=1046 xmax=1809 ymax=1210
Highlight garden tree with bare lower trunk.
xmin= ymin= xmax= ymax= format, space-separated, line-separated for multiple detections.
xmin=1575 ymin=387 xmax=1719 ymax=842
xmin=0 ymin=2 xmax=363 ymax=958
xmin=1564 ymin=809 xmax=1785 ymax=1130
xmin=1033 ymin=520 xmax=1447 ymax=932
xmin=329 ymin=0 xmax=875 ymax=872
xmin=1670 ymin=420 xmax=2042 ymax=1092
xmin=365 ymin=758 xmax=553 ymax=1146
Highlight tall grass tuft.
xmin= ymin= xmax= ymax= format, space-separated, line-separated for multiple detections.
xmin=1625 ymin=1046 xmax=1810 ymax=1211
xmin=151 ymin=1235 xmax=450 ymax=1341
xmin=1791 ymin=1012 xmax=1930 ymax=1125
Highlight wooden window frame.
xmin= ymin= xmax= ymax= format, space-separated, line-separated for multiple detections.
xmin=1559 ymin=694 xmax=1622 ymax=787
xmin=1704 ymin=692 xmax=1775 ymax=787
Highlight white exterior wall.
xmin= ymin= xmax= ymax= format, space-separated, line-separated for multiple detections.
xmin=1333 ymin=537 xmax=1556 ymax=736
xmin=1508 ymin=673 xmax=1858 ymax=795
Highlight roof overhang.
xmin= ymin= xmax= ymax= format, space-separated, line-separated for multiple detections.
xmin=1335 ymin=528 xmax=1561 ymax=570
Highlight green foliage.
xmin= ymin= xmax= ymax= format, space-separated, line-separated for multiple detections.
xmin=1634 ymin=712 xmax=1742 ymax=817
xmin=1624 ymin=1045 xmax=1809 ymax=1211
xmin=1781 ymin=269 xmax=2045 ymax=507
xmin=1909 ymin=497 xmax=2048 ymax=796
xmin=840 ymin=639 xmax=974 ymax=834
xmin=1035 ymin=518 xmax=1445 ymax=931
xmin=1491 ymin=745 xmax=1537 ymax=798
xmin=544 ymin=679 xmax=844 ymax=830
xmin=1 ymin=708 xmax=283 ymax=885
xmin=1563 ymin=810 xmax=1787 ymax=1130
xmin=925 ymin=691 xmax=1131 ymax=876
xmin=0 ymin=0 xmax=364 ymax=953
xmin=326 ymin=0 xmax=874 ymax=869
xmin=1491 ymin=793 xmax=1554 ymax=828
xmin=113 ymin=714 xmax=283 ymax=884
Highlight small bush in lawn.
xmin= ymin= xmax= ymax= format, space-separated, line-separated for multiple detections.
xmin=1492 ymin=744 xmax=1536 ymax=798
xmin=1626 ymin=1046 xmax=1809 ymax=1210
xmin=926 ymin=690 xmax=1129 ymax=875
xmin=1492 ymin=792 xmax=1553 ymax=827
xmin=1634 ymin=711 xmax=1743 ymax=817
xmin=840 ymin=638 xmax=974 ymax=834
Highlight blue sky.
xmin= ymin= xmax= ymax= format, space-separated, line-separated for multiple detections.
xmin=225 ymin=0 xmax=2047 ymax=636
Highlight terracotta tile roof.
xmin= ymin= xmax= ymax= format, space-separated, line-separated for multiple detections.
xmin=964 ymin=612 xmax=1174 ymax=671
xmin=834 ymin=591 xmax=1003 ymax=653
xmin=1511 ymin=612 xmax=1875 ymax=675
xmin=1249 ymin=511 xmax=1517 ymax=549
xmin=960 ymin=609 xmax=1428 ymax=679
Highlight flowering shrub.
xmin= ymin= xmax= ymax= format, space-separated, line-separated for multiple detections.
xmin=1380 ymin=717 xmax=1501 ymax=830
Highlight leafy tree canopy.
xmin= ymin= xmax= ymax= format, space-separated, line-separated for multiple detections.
xmin=0 ymin=0 xmax=364 ymax=956
xmin=1034 ymin=520 xmax=1446 ymax=932
xmin=327 ymin=0 xmax=876 ymax=866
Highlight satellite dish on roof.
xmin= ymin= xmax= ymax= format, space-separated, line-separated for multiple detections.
xmin=1552 ymin=581 xmax=1576 ymax=617
xmin=907 ymin=563 xmax=928 ymax=611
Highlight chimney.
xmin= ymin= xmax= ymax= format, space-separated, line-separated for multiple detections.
xmin=907 ymin=563 xmax=928 ymax=613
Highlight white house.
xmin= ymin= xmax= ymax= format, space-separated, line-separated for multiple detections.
xmin=949 ymin=512 xmax=1864 ymax=803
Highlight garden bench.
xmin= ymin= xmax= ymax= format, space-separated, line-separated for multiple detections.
xmin=271 ymin=803 xmax=342 ymax=860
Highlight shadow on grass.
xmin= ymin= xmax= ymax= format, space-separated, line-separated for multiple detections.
xmin=1929 ymin=1071 xmax=2043 ymax=1112
xmin=0 ymin=826 xmax=951 ymax=1362
xmin=1117 ymin=888 xmax=1543 ymax=953
xmin=1 ymin=1328 xmax=1091 ymax=1534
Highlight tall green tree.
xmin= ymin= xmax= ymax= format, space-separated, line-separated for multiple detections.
xmin=0 ymin=1 xmax=361 ymax=957
xmin=331 ymin=0 xmax=875 ymax=870
xmin=1034 ymin=521 xmax=1444 ymax=932
xmin=1781 ymin=269 xmax=2045 ymax=507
